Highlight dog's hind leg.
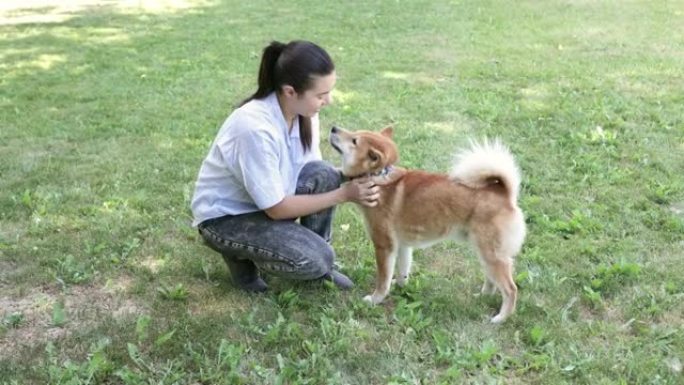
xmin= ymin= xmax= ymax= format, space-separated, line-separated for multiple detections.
xmin=486 ymin=209 xmax=526 ymax=321
xmin=363 ymin=234 xmax=397 ymax=305
xmin=486 ymin=258 xmax=517 ymax=323
xmin=472 ymin=236 xmax=518 ymax=323
xmin=395 ymin=245 xmax=413 ymax=287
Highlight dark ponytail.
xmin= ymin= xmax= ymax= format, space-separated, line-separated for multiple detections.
xmin=240 ymin=41 xmax=286 ymax=105
xmin=239 ymin=40 xmax=335 ymax=152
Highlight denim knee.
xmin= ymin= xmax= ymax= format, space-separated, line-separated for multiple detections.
xmin=307 ymin=244 xmax=335 ymax=278
xmin=297 ymin=161 xmax=342 ymax=194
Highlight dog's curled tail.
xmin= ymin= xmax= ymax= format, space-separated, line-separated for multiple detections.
xmin=449 ymin=139 xmax=522 ymax=204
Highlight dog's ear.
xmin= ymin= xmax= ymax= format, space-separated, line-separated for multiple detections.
xmin=368 ymin=148 xmax=383 ymax=165
xmin=380 ymin=126 xmax=394 ymax=138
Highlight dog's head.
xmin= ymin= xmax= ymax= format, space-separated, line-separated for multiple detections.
xmin=329 ymin=125 xmax=399 ymax=178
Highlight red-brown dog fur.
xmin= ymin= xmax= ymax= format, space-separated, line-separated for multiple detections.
xmin=330 ymin=126 xmax=526 ymax=323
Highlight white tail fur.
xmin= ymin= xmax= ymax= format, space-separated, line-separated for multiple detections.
xmin=449 ymin=139 xmax=522 ymax=203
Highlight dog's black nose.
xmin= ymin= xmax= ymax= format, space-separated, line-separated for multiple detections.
xmin=331 ymin=126 xmax=339 ymax=134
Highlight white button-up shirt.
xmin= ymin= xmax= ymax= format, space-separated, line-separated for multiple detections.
xmin=191 ymin=92 xmax=322 ymax=226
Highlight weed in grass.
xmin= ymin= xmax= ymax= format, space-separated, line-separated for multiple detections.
xmin=454 ymin=340 xmax=505 ymax=378
xmin=649 ymin=182 xmax=679 ymax=205
xmin=51 ymin=254 xmax=93 ymax=285
xmin=18 ymin=189 xmax=37 ymax=213
xmin=432 ymin=330 xmax=457 ymax=366
xmin=154 ymin=329 xmax=176 ymax=348
xmin=263 ymin=312 xmax=304 ymax=348
xmin=112 ymin=237 xmax=142 ymax=265
xmin=135 ymin=315 xmax=151 ymax=343
xmin=156 ymin=283 xmax=189 ymax=301
xmin=46 ymin=339 xmax=114 ymax=384
xmin=275 ymin=288 xmax=300 ymax=310
xmin=316 ymin=312 xmax=355 ymax=355
xmin=589 ymin=260 xmax=641 ymax=295
xmin=549 ymin=209 xmax=602 ymax=238
xmin=582 ymin=285 xmax=604 ymax=310
xmin=627 ymin=286 xmax=679 ymax=320
xmin=587 ymin=125 xmax=619 ymax=146
xmin=525 ymin=325 xmax=548 ymax=348
xmin=51 ymin=300 xmax=67 ymax=327
xmin=274 ymin=351 xmax=346 ymax=385
xmin=393 ymin=299 xmax=433 ymax=334
xmin=664 ymin=280 xmax=682 ymax=295
xmin=1 ymin=312 xmax=24 ymax=329
xmin=187 ymin=339 xmax=247 ymax=384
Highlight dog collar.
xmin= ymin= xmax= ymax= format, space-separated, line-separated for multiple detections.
xmin=341 ymin=165 xmax=395 ymax=182
xmin=370 ymin=165 xmax=394 ymax=178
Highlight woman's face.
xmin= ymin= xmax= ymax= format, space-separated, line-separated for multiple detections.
xmin=293 ymin=71 xmax=336 ymax=117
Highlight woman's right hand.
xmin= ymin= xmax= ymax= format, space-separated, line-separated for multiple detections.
xmin=342 ymin=177 xmax=380 ymax=207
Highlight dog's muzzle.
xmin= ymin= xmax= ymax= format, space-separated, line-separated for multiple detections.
xmin=329 ymin=126 xmax=343 ymax=154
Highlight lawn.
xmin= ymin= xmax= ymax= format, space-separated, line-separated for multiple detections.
xmin=1 ymin=0 xmax=683 ymax=384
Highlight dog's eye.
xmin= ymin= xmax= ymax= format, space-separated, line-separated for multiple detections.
xmin=352 ymin=138 xmax=357 ymax=145
xmin=368 ymin=151 xmax=379 ymax=162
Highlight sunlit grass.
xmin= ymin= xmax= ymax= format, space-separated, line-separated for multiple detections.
xmin=0 ymin=0 xmax=214 ymax=25
xmin=1 ymin=0 xmax=683 ymax=384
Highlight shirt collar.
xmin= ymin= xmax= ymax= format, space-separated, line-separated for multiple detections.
xmin=266 ymin=92 xmax=299 ymax=139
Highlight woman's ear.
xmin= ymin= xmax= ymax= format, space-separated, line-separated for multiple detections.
xmin=380 ymin=126 xmax=394 ymax=138
xmin=281 ymin=85 xmax=297 ymax=98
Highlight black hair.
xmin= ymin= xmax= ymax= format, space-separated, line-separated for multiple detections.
xmin=240 ymin=40 xmax=335 ymax=152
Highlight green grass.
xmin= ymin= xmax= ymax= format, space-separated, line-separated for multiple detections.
xmin=1 ymin=0 xmax=683 ymax=383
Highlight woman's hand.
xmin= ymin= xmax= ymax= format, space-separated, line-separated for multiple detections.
xmin=342 ymin=177 xmax=380 ymax=207
xmin=264 ymin=177 xmax=379 ymax=220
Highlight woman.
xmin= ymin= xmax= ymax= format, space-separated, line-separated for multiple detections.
xmin=191 ymin=40 xmax=379 ymax=292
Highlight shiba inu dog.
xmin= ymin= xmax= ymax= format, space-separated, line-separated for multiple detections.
xmin=329 ymin=126 xmax=526 ymax=323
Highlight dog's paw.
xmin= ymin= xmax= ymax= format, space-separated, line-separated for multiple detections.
xmin=490 ymin=313 xmax=507 ymax=324
xmin=480 ymin=281 xmax=498 ymax=296
xmin=362 ymin=293 xmax=384 ymax=305
xmin=395 ymin=275 xmax=409 ymax=287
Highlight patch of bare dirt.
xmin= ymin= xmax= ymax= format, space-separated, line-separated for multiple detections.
xmin=0 ymin=275 xmax=144 ymax=360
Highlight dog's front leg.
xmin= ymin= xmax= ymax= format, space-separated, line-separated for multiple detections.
xmin=395 ymin=246 xmax=413 ymax=287
xmin=363 ymin=241 xmax=397 ymax=305
xmin=480 ymin=277 xmax=497 ymax=295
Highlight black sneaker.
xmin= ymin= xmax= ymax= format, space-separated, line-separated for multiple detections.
xmin=323 ymin=270 xmax=354 ymax=290
xmin=237 ymin=277 xmax=268 ymax=293
xmin=223 ymin=255 xmax=268 ymax=293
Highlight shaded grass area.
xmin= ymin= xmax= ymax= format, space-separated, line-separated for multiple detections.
xmin=1 ymin=0 xmax=683 ymax=383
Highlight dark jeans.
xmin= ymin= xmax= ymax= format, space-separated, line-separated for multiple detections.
xmin=198 ymin=161 xmax=342 ymax=281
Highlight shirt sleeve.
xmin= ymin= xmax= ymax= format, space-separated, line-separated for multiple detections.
xmin=230 ymin=128 xmax=286 ymax=210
